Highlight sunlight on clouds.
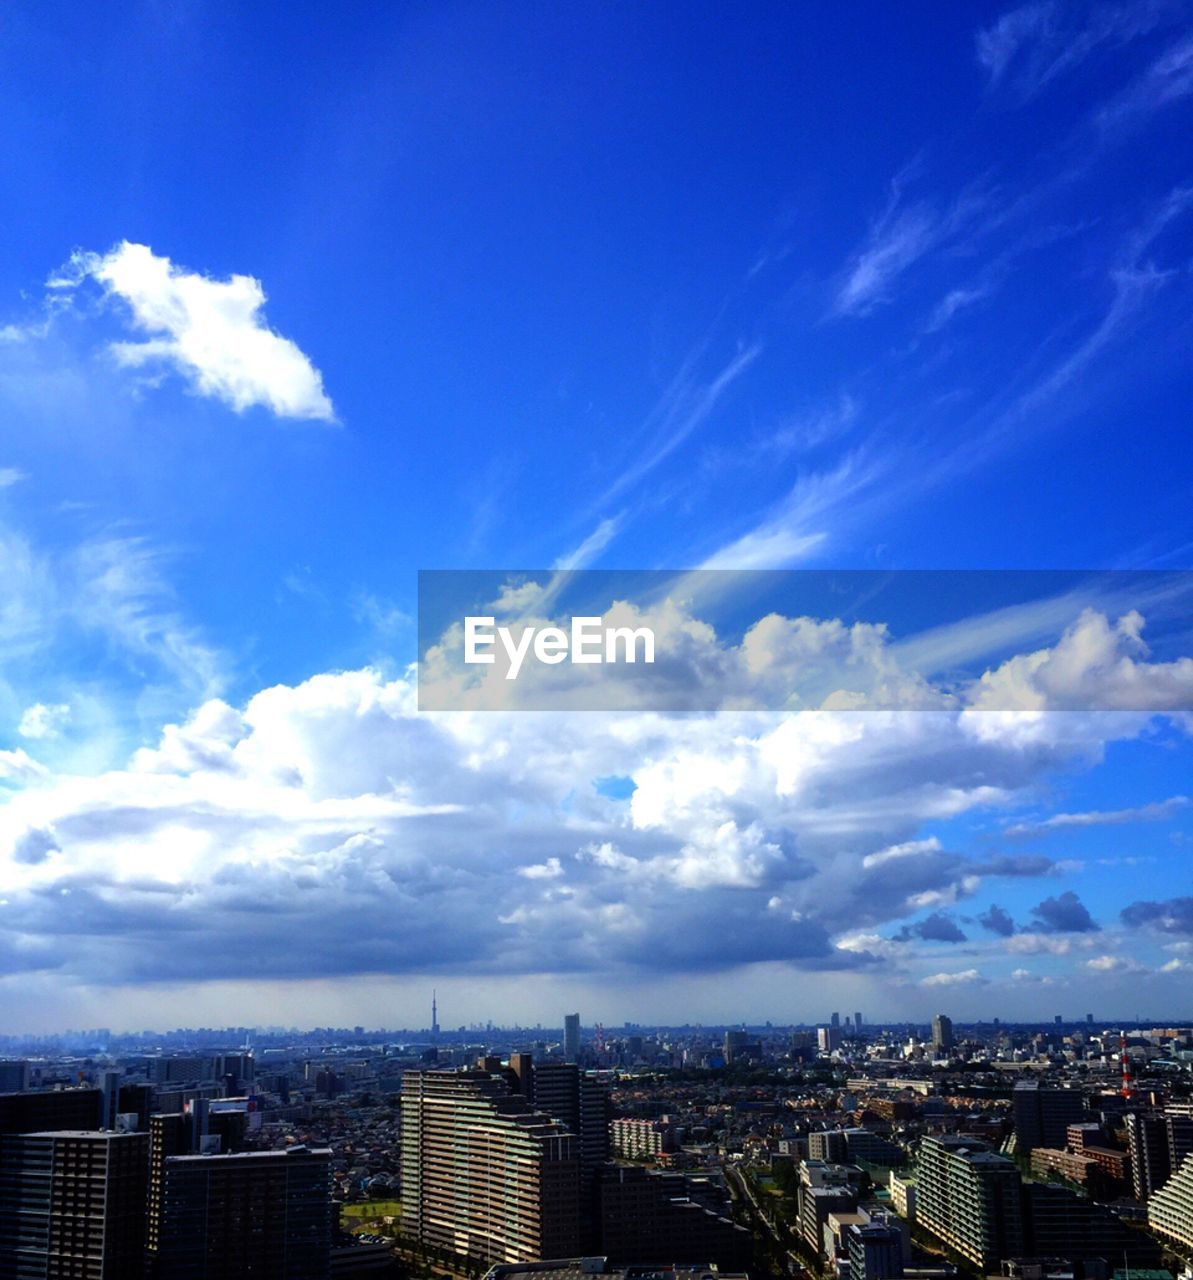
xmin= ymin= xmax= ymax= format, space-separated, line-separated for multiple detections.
xmin=55 ymin=241 xmax=335 ymax=422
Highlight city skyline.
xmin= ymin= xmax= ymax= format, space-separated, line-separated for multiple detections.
xmin=0 ymin=3 xmax=1192 ymax=1030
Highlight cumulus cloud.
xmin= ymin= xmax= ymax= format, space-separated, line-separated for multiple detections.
xmin=0 ymin=586 xmax=1188 ymax=996
xmin=966 ymin=609 xmax=1193 ymax=714
xmin=978 ymin=903 xmax=1016 ymax=936
xmin=1121 ymin=896 xmax=1193 ymax=934
xmin=895 ymin=911 xmax=968 ymax=943
xmin=0 ymin=749 xmax=49 ymax=785
xmin=921 ymin=969 xmax=987 ymax=987
xmin=1030 ymin=890 xmax=1099 ymax=933
xmin=17 ymin=702 xmax=71 ymax=740
xmin=55 ymin=242 xmax=334 ymax=422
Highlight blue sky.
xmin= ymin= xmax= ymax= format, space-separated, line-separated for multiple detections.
xmin=0 ymin=1 xmax=1191 ymax=1032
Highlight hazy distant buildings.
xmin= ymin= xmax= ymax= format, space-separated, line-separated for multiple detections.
xmin=400 ymin=1068 xmax=581 ymax=1263
xmin=0 ymin=1129 xmax=148 ymax=1278
xmin=818 ymin=1025 xmax=842 ymax=1053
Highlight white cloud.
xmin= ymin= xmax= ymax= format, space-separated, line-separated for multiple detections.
xmin=0 ymin=467 xmax=25 ymax=488
xmin=519 ymin=857 xmax=564 ymax=880
xmin=58 ymin=242 xmax=334 ymax=422
xmin=921 ymin=969 xmax=986 ymax=987
xmin=17 ymin=703 xmax=71 ymax=741
xmin=0 ymin=749 xmax=49 ymax=784
xmin=1005 ymin=795 xmax=1187 ymax=837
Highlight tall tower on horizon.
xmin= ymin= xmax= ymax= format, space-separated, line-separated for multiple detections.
xmin=564 ymin=1013 xmax=580 ymax=1063
xmin=432 ymin=990 xmax=439 ymax=1040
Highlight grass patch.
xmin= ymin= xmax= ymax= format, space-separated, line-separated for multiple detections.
xmin=341 ymin=1199 xmax=401 ymax=1221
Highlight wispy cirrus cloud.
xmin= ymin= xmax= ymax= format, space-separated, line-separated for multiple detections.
xmin=599 ymin=342 xmax=761 ymax=507
xmin=1005 ymin=795 xmax=1187 ymax=837
xmin=51 ymin=242 xmax=335 ymax=422
xmin=831 ymin=166 xmax=998 ymax=318
xmin=976 ymin=1 xmax=1182 ymax=101
xmin=1095 ymin=31 xmax=1193 ymax=133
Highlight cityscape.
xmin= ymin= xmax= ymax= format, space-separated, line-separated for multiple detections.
xmin=0 ymin=1009 xmax=1191 ymax=1277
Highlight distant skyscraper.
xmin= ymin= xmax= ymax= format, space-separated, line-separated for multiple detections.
xmin=931 ymin=1014 xmax=953 ymax=1052
xmin=564 ymin=1011 xmax=581 ymax=1062
xmin=854 ymin=1011 xmax=863 ymax=1030
xmin=831 ymin=1011 xmax=841 ymax=1029
xmin=724 ymin=1029 xmax=750 ymax=1063
xmin=0 ymin=1129 xmax=149 ymax=1278
xmin=818 ymin=1025 xmax=842 ymax=1053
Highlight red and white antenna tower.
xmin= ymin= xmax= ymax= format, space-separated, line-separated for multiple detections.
xmin=594 ymin=1022 xmax=606 ymax=1053
xmin=1120 ymin=1030 xmax=1134 ymax=1098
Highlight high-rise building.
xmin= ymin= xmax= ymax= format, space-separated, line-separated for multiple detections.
xmin=831 ymin=1011 xmax=841 ymax=1029
xmin=0 ymin=1059 xmax=29 ymax=1091
xmin=1149 ymin=1152 xmax=1193 ymax=1254
xmin=400 ymin=1068 xmax=581 ymax=1264
xmin=509 ymin=1056 xmax=611 ymax=1250
xmin=0 ymin=1087 xmax=102 ymax=1134
xmin=854 ymin=1012 xmax=863 ymax=1031
xmin=808 ymin=1129 xmax=849 ymax=1163
xmin=0 ymin=1129 xmax=149 ymax=1278
xmin=596 ymin=1164 xmax=751 ymax=1268
xmin=818 ymin=1025 xmax=842 ymax=1053
xmin=1025 ymin=1182 xmax=1162 ymax=1268
xmin=147 ymin=1145 xmax=333 ymax=1279
xmin=1011 ymin=1081 xmax=1085 ymax=1155
xmin=845 ymin=1219 xmax=904 ymax=1280
xmin=100 ymin=1067 xmax=123 ymax=1129
xmin=1125 ymin=1110 xmax=1193 ymax=1199
xmin=723 ymin=1029 xmax=750 ymax=1063
xmin=564 ymin=1012 xmax=581 ymax=1062
xmin=930 ymin=1014 xmax=953 ymax=1053
xmin=915 ymin=1135 xmax=1023 ymax=1272
xmin=1126 ymin=1111 xmax=1172 ymax=1199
